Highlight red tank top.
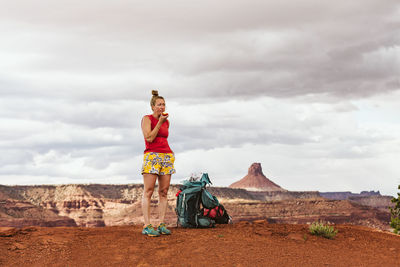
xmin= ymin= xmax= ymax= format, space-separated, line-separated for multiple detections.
xmin=143 ymin=114 xmax=173 ymax=154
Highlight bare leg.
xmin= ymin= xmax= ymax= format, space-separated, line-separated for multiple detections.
xmin=142 ymin=173 xmax=158 ymax=226
xmin=158 ymin=174 xmax=171 ymax=224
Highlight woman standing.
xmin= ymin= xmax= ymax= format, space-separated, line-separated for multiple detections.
xmin=140 ymin=90 xmax=175 ymax=237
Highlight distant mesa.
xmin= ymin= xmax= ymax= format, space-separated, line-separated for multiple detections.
xmin=229 ymin=163 xmax=286 ymax=191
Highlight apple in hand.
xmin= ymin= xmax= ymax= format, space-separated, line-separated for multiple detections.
xmin=162 ymin=112 xmax=168 ymax=116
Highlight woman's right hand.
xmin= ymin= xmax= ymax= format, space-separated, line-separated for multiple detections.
xmin=159 ymin=113 xmax=169 ymax=122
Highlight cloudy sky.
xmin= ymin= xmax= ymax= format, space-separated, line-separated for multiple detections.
xmin=1 ymin=0 xmax=399 ymax=196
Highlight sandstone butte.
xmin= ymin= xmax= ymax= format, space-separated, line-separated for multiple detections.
xmin=229 ymin=162 xmax=286 ymax=191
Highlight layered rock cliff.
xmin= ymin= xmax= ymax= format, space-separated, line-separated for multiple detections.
xmin=0 ymin=199 xmax=76 ymax=227
xmin=0 ymin=183 xmax=394 ymax=230
xmin=223 ymin=199 xmax=391 ymax=229
xmin=1 ymin=184 xmax=177 ymax=227
xmin=319 ymin=191 xmax=381 ymax=200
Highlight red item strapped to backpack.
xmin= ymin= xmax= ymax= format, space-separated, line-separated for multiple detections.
xmin=203 ymin=206 xmax=224 ymax=219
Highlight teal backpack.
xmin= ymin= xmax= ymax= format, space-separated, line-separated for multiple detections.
xmin=175 ymin=173 xmax=221 ymax=228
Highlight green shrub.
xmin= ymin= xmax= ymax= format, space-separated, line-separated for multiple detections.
xmin=309 ymin=221 xmax=338 ymax=239
xmin=389 ymin=185 xmax=400 ymax=234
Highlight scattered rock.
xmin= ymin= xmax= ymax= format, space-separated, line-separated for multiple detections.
xmin=389 ymin=248 xmax=396 ymax=251
xmin=253 ymin=219 xmax=268 ymax=225
xmin=348 ymin=237 xmax=356 ymax=241
xmin=0 ymin=227 xmax=19 ymax=237
xmin=20 ymin=227 xmax=38 ymax=235
xmin=21 ymin=226 xmax=38 ymax=232
xmin=287 ymin=233 xmax=305 ymax=241
xmin=10 ymin=243 xmax=26 ymax=251
xmin=236 ymin=221 xmax=252 ymax=227
xmin=254 ymin=230 xmax=272 ymax=236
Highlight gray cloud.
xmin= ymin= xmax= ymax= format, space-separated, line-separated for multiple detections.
xmin=0 ymin=0 xmax=399 ymax=102
xmin=0 ymin=1 xmax=399 ymax=195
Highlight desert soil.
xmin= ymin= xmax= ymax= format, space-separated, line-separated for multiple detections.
xmin=1 ymin=221 xmax=399 ymax=267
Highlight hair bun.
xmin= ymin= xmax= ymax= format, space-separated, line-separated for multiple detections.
xmin=152 ymin=90 xmax=159 ymax=96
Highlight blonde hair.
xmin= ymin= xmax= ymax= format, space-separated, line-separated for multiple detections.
xmin=150 ymin=90 xmax=165 ymax=107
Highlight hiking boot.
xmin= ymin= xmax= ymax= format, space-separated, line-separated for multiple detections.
xmin=142 ymin=224 xmax=160 ymax=237
xmin=157 ymin=222 xmax=171 ymax=235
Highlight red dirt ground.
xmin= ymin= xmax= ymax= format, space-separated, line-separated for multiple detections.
xmin=1 ymin=221 xmax=399 ymax=267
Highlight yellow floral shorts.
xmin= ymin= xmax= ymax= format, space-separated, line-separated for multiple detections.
xmin=141 ymin=152 xmax=176 ymax=175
